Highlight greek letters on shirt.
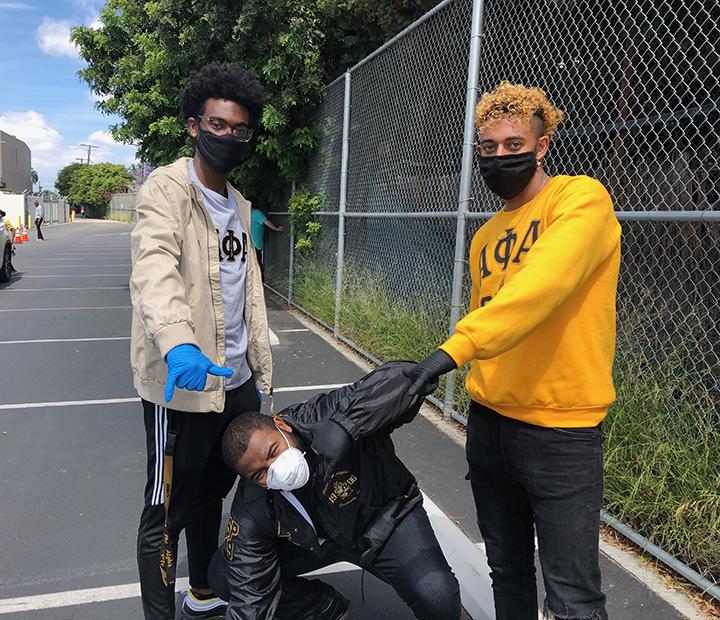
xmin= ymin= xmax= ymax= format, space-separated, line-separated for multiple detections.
xmin=479 ymin=219 xmax=541 ymax=307
xmin=217 ymin=229 xmax=248 ymax=263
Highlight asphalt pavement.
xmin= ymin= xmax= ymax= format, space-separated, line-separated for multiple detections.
xmin=0 ymin=220 xmax=696 ymax=620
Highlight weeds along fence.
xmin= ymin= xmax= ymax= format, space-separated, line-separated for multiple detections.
xmin=263 ymin=0 xmax=720 ymax=600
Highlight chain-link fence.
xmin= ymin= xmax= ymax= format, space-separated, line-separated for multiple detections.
xmin=265 ymin=0 xmax=720 ymax=600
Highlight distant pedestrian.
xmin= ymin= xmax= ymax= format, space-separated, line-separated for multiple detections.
xmin=34 ymin=201 xmax=44 ymax=240
xmin=250 ymin=206 xmax=283 ymax=280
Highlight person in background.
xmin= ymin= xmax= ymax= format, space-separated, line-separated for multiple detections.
xmin=130 ymin=62 xmax=272 ymax=620
xmin=250 ymin=206 xmax=283 ymax=280
xmin=404 ymin=82 xmax=620 ymax=620
xmin=34 ymin=200 xmax=44 ymax=240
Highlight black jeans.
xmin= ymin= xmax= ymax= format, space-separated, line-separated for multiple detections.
xmin=208 ymin=503 xmax=461 ymax=620
xmin=137 ymin=378 xmax=260 ymax=619
xmin=467 ymin=403 xmax=607 ymax=620
xmin=35 ymin=217 xmax=44 ymax=240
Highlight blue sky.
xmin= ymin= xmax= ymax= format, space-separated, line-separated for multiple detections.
xmin=0 ymin=0 xmax=136 ymax=190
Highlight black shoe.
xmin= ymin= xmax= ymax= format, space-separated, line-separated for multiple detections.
xmin=180 ymin=590 xmax=227 ymax=619
xmin=316 ymin=588 xmax=351 ymax=620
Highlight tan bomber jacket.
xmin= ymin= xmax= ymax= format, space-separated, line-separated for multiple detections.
xmin=130 ymin=157 xmax=273 ymax=412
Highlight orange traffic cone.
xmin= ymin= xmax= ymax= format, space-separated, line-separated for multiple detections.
xmin=21 ymin=226 xmax=28 ymax=242
xmin=14 ymin=227 xmax=22 ymax=244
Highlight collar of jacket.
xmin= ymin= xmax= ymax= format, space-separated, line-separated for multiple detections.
xmin=166 ymin=157 xmax=253 ymax=221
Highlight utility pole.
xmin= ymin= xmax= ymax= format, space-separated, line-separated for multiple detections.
xmin=75 ymin=158 xmax=86 ymax=164
xmin=79 ymin=143 xmax=99 ymax=164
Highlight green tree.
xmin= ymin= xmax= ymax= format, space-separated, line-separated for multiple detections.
xmin=67 ymin=163 xmax=133 ymax=216
xmin=55 ymin=162 xmax=85 ymax=197
xmin=70 ymin=0 xmax=437 ymax=210
xmin=31 ymin=169 xmax=38 ymax=186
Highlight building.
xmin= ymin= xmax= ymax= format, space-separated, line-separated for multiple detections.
xmin=0 ymin=130 xmax=32 ymax=194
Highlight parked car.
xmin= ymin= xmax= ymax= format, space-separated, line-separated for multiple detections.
xmin=1 ymin=209 xmax=14 ymax=283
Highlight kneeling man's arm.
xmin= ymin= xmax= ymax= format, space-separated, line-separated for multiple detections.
xmin=224 ymin=509 xmax=281 ymax=620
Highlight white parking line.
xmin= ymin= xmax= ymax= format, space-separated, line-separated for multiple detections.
xmin=0 ymin=337 xmax=130 ymax=345
xmin=0 ymin=397 xmax=140 ymax=411
xmin=0 ymin=385 xmax=350 ymax=411
xmin=0 ymin=306 xmax=132 ymax=313
xmin=269 ymin=328 xmax=280 ymax=346
xmin=2 ymin=287 xmax=128 ymax=291
xmin=0 ymin=579 xmax=189 ymax=614
xmin=277 ymin=328 xmax=310 ymax=333
xmin=0 ymin=558 xmax=371 ymax=615
xmin=274 ymin=383 xmax=348 ymax=393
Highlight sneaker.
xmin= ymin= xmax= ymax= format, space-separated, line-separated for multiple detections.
xmin=316 ymin=588 xmax=351 ymax=620
xmin=180 ymin=589 xmax=227 ymax=619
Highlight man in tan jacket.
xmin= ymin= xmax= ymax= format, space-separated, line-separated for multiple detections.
xmin=130 ymin=62 xmax=273 ymax=620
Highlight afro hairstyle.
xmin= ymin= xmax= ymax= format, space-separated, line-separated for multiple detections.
xmin=180 ymin=62 xmax=265 ymax=129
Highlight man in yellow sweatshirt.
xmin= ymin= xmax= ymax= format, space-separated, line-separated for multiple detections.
xmin=406 ymin=83 xmax=620 ymax=620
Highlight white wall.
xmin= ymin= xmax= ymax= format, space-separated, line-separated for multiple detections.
xmin=0 ymin=193 xmax=25 ymax=228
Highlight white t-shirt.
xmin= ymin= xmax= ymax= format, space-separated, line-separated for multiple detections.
xmin=35 ymin=204 xmax=43 ymax=219
xmin=188 ymin=161 xmax=252 ymax=390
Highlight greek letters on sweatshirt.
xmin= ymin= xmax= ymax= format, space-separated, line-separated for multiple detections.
xmin=440 ymin=175 xmax=621 ymax=428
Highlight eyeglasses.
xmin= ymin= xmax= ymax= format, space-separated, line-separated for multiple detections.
xmin=197 ymin=116 xmax=254 ymax=142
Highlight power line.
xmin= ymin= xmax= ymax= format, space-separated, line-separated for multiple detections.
xmin=79 ymin=143 xmax=99 ymax=165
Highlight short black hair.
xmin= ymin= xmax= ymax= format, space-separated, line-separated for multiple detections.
xmin=221 ymin=411 xmax=276 ymax=471
xmin=180 ymin=62 xmax=265 ymax=129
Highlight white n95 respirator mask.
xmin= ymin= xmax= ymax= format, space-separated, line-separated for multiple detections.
xmin=266 ymin=426 xmax=310 ymax=491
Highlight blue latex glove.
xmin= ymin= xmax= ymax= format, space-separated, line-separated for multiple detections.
xmin=164 ymin=344 xmax=232 ymax=402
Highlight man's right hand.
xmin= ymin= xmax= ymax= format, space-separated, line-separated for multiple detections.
xmin=164 ymin=343 xmax=232 ymax=402
xmin=403 ymin=350 xmax=457 ymax=397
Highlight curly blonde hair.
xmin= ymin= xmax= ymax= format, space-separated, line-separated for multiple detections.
xmin=474 ymin=82 xmax=565 ymax=138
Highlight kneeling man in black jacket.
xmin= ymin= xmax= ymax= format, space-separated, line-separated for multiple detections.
xmin=207 ymin=361 xmax=461 ymax=620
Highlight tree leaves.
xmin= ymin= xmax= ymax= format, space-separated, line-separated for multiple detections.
xmin=72 ymin=0 xmax=438 ymax=210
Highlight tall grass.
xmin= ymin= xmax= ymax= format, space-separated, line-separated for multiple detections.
xmin=293 ymin=263 xmax=443 ymax=361
xmin=105 ymin=212 xmax=134 ymax=224
xmin=604 ymin=322 xmax=720 ymax=580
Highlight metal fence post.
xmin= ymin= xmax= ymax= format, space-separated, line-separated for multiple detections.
xmin=288 ymin=181 xmax=296 ymax=304
xmin=443 ymin=0 xmax=486 ymax=419
xmin=334 ymin=70 xmax=352 ymax=337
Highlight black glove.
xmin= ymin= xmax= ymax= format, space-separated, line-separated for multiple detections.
xmin=403 ymin=350 xmax=457 ymax=397
xmin=311 ymin=420 xmax=352 ymax=482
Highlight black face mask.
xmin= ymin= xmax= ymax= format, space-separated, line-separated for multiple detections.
xmin=477 ymin=151 xmax=538 ymax=200
xmin=195 ymin=128 xmax=250 ymax=174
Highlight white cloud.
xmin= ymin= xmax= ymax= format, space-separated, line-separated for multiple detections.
xmin=0 ymin=110 xmax=62 ymax=163
xmin=0 ymin=2 xmax=34 ymax=9
xmin=88 ymin=91 xmax=111 ymax=104
xmin=87 ymin=129 xmax=119 ymax=146
xmin=36 ymin=17 xmax=79 ymax=58
xmin=0 ymin=109 xmax=137 ymax=189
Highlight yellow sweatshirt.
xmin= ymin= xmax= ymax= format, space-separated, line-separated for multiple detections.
xmin=440 ymin=175 xmax=621 ymax=428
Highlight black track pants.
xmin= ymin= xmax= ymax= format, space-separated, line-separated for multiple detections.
xmin=137 ymin=379 xmax=260 ymax=619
